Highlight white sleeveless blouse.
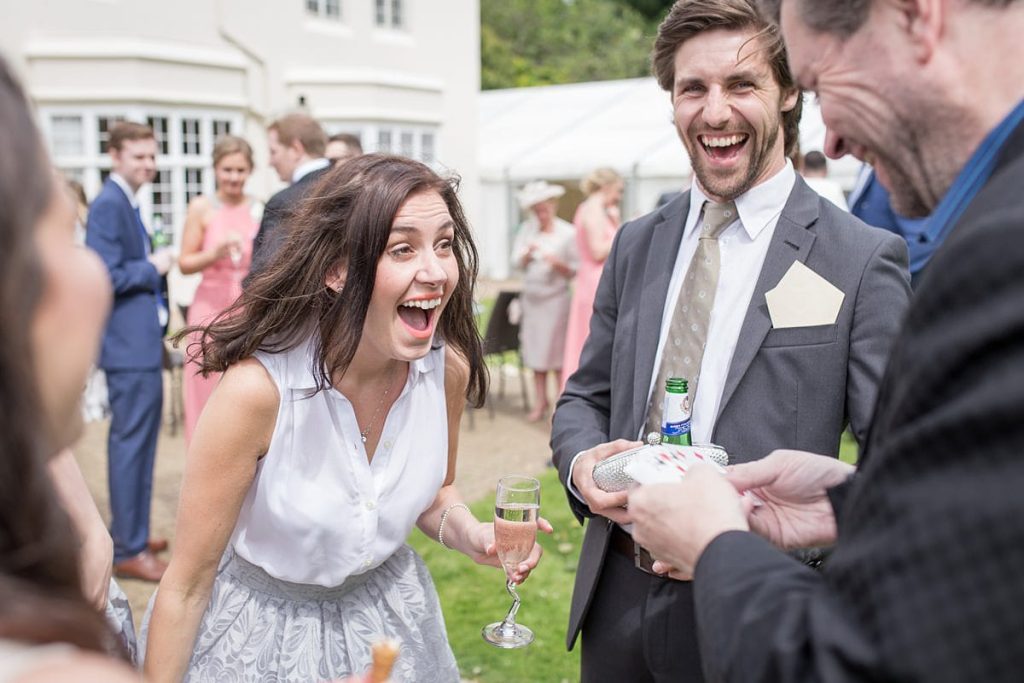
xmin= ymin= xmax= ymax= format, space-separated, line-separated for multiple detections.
xmin=230 ymin=338 xmax=448 ymax=586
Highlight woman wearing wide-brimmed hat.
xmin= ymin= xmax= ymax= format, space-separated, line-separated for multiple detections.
xmin=512 ymin=180 xmax=577 ymax=422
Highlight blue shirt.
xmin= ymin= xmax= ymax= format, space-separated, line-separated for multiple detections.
xmin=924 ymin=98 xmax=1024 ymax=271
xmin=849 ymin=172 xmax=932 ymax=275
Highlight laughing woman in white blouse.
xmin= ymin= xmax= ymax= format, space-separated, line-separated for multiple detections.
xmin=141 ymin=155 xmax=550 ymax=682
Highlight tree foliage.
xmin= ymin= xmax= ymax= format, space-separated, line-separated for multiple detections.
xmin=481 ymin=0 xmax=667 ymax=90
xmin=619 ymin=0 xmax=676 ymax=21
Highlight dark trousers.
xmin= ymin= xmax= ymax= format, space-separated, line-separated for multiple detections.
xmin=106 ymin=368 xmax=162 ymax=562
xmin=581 ymin=548 xmax=704 ymax=682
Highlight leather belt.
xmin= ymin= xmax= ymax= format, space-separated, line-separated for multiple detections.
xmin=609 ymin=524 xmax=657 ymax=574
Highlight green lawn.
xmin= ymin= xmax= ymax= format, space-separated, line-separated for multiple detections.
xmin=409 ymin=467 xmax=583 ymax=683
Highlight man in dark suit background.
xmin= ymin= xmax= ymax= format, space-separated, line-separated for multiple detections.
xmin=248 ymin=113 xmax=329 ymax=276
xmin=325 ymin=132 xmax=364 ymax=167
xmin=85 ymin=121 xmax=172 ymax=581
xmin=549 ymin=1 xmax=911 ymax=680
xmin=629 ymin=0 xmax=1024 ymax=680
xmin=848 ymin=165 xmax=935 ymax=287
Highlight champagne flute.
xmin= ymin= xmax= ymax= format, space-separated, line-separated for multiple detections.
xmin=482 ymin=475 xmax=540 ymax=648
xmin=227 ymin=231 xmax=243 ymax=268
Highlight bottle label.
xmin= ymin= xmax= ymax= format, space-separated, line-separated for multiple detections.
xmin=661 ymin=392 xmax=691 ymax=437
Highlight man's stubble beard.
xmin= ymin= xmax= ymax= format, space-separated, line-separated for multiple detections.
xmin=681 ymin=109 xmax=784 ymax=202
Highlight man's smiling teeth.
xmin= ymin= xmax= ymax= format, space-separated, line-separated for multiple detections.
xmin=700 ymin=134 xmax=746 ymax=148
xmin=399 ymin=298 xmax=441 ymax=310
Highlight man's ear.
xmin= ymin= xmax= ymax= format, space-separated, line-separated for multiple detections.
xmin=325 ymin=262 xmax=347 ymax=292
xmin=781 ymin=87 xmax=800 ymax=113
xmin=903 ymin=0 xmax=942 ymax=64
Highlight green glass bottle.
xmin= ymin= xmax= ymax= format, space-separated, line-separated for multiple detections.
xmin=660 ymin=377 xmax=692 ymax=446
xmin=151 ymin=214 xmax=171 ymax=250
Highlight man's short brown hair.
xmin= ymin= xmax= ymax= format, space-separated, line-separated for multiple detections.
xmin=268 ymin=113 xmax=327 ymax=158
xmin=652 ymin=0 xmax=802 ymax=157
xmin=108 ymin=121 xmax=155 ymax=152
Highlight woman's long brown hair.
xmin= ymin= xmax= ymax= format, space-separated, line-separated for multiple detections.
xmin=187 ymin=154 xmax=488 ymax=406
xmin=0 ymin=54 xmax=119 ymax=654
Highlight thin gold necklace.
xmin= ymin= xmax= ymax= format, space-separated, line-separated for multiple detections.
xmin=358 ymin=363 xmax=399 ymax=444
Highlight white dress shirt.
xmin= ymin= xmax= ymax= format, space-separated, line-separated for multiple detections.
xmin=566 ymin=162 xmax=796 ymax=500
xmin=232 ymin=338 xmax=448 ymax=586
xmin=647 ymin=162 xmax=795 ymax=442
xmin=292 ymin=157 xmax=331 ymax=184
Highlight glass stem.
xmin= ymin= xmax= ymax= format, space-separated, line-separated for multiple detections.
xmin=501 ymin=579 xmax=521 ymax=630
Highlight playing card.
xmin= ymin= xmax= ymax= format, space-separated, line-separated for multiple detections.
xmin=625 ymin=445 xmax=762 ymax=505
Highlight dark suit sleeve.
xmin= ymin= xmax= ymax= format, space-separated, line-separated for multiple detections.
xmin=550 ymin=222 xmax=627 ymax=523
xmin=694 ymin=207 xmax=1024 ymax=682
xmin=694 ymin=531 xmax=880 ymax=683
xmin=844 ymin=232 xmax=910 ymax=446
xmin=85 ymin=197 xmax=160 ymax=296
xmin=248 ymin=191 xmax=286 ymax=279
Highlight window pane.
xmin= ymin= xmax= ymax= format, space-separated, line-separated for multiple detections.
xmin=60 ymin=167 xmax=85 ymax=185
xmin=181 ymin=118 xmax=201 ymax=155
xmin=391 ymin=0 xmax=402 ymax=27
xmin=375 ymin=0 xmax=386 ymax=25
xmin=97 ymin=115 xmax=127 ymax=154
xmin=147 ymin=116 xmax=170 ymax=155
xmin=420 ymin=132 xmax=435 ymax=163
xmin=399 ymin=130 xmax=414 ymax=158
xmin=306 ymin=0 xmax=319 ymax=14
xmin=325 ymin=0 xmax=340 ymax=18
xmin=377 ymin=129 xmax=392 ymax=153
xmin=185 ymin=168 xmax=204 ymax=202
xmin=150 ymin=169 xmax=174 ymax=227
xmin=212 ymin=119 xmax=232 ymax=139
xmin=51 ymin=115 xmax=84 ymax=156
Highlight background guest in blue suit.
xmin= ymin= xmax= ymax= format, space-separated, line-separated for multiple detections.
xmin=848 ymin=165 xmax=935 ymax=287
xmin=85 ymin=121 xmax=173 ymax=582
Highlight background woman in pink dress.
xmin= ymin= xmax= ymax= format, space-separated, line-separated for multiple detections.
xmin=561 ymin=167 xmax=623 ymax=390
xmin=178 ymin=136 xmax=261 ymax=444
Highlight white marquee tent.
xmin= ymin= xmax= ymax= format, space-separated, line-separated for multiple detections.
xmin=477 ymin=77 xmax=859 ymax=278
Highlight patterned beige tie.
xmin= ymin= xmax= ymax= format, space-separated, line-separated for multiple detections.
xmin=645 ymin=199 xmax=737 ymax=435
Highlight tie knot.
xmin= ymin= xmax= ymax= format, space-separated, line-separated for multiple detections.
xmin=701 ymin=200 xmax=737 ymax=239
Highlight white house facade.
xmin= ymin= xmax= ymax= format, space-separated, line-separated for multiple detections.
xmin=1 ymin=0 xmax=481 ymax=298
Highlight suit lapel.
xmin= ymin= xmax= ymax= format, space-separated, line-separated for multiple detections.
xmin=716 ymin=179 xmax=819 ymax=422
xmin=110 ymin=180 xmax=147 ymax=257
xmin=632 ymin=193 xmax=691 ymax=433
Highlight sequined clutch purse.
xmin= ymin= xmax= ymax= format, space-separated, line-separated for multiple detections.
xmin=592 ymin=442 xmax=729 ymax=492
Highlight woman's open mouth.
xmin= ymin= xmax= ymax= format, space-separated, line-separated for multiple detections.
xmin=397 ymin=296 xmax=442 ymax=338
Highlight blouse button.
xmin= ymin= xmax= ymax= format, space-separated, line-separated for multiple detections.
xmin=365 ymin=500 xmax=377 ymax=511
xmin=383 ymin=439 xmax=393 ymax=449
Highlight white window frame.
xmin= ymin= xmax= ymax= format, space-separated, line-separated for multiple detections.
xmin=40 ymin=105 xmax=243 ymax=244
xmin=324 ymin=120 xmax=438 ymax=165
xmin=374 ymin=0 xmax=405 ymax=30
xmin=306 ymin=0 xmax=342 ymax=20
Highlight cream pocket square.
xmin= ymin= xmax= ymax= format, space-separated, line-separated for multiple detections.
xmin=765 ymin=261 xmax=845 ymax=328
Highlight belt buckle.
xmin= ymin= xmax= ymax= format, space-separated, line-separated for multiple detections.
xmin=634 ymin=543 xmax=656 ymax=574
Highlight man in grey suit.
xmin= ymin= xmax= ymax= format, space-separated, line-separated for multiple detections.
xmin=550 ymin=1 xmax=911 ymax=681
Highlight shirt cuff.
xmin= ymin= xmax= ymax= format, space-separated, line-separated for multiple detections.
xmin=566 ymin=450 xmax=588 ymax=503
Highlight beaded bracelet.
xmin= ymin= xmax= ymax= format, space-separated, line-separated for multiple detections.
xmin=438 ymin=502 xmax=470 ymax=550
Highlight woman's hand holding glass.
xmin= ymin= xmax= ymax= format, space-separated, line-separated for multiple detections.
xmin=463 ymin=510 xmax=552 ymax=584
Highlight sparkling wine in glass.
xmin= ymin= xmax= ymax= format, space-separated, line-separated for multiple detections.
xmin=482 ymin=475 xmax=540 ymax=649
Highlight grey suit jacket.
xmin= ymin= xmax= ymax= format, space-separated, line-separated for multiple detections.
xmin=550 ymin=176 xmax=911 ymax=650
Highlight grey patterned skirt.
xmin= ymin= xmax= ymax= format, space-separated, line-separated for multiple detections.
xmin=140 ymin=545 xmax=460 ymax=682
xmin=105 ymin=578 xmax=137 ymax=665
